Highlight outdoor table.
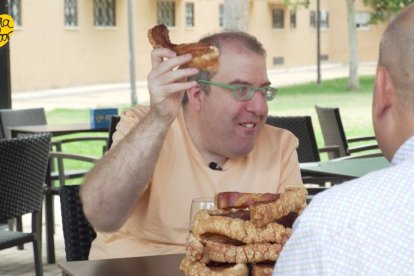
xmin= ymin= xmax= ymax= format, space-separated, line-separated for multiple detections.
xmin=58 ymin=253 xmax=185 ymax=276
xmin=10 ymin=123 xmax=107 ymax=137
xmin=9 ymin=123 xmax=108 ymax=264
xmin=300 ymin=156 xmax=390 ymax=180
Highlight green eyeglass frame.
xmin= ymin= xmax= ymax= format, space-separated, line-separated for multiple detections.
xmin=197 ymin=80 xmax=278 ymax=102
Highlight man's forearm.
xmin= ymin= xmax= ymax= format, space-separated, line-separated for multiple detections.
xmin=81 ymin=110 xmax=172 ymax=232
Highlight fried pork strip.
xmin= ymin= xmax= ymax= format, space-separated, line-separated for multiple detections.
xmin=180 ymin=256 xmax=249 ymax=276
xmin=250 ymin=185 xmax=308 ymax=227
xmin=185 ymin=233 xmax=209 ymax=263
xmin=205 ymin=240 xmax=283 ymax=264
xmin=215 ymin=192 xmax=280 ymax=209
xmin=147 ymin=24 xmax=219 ymax=72
xmin=252 ymin=263 xmax=275 ymax=276
xmin=192 ymin=210 xmax=291 ymax=244
xmin=185 ymin=233 xmax=283 ymax=264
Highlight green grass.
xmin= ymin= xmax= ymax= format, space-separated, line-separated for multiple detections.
xmin=46 ymin=76 xmax=377 ymax=182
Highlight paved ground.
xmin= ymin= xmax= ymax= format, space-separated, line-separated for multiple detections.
xmin=0 ymin=62 xmax=377 ymax=276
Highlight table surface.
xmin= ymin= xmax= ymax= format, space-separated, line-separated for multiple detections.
xmin=58 ymin=254 xmax=186 ymax=276
xmin=9 ymin=123 xmax=107 ymax=137
xmin=300 ymin=156 xmax=390 ymax=179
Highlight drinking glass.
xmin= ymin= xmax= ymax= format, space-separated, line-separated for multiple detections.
xmin=189 ymin=197 xmax=214 ymax=230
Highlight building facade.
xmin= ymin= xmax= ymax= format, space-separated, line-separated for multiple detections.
xmin=8 ymin=0 xmax=385 ymax=92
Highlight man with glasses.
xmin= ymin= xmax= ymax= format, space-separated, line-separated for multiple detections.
xmin=81 ymin=31 xmax=303 ymax=259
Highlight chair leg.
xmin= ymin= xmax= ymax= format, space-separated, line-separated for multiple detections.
xmin=45 ymin=192 xmax=56 ymax=263
xmin=33 ymin=211 xmax=44 ymax=276
xmin=6 ymin=218 xmax=14 ymax=230
xmin=33 ymin=239 xmax=44 ymax=276
xmin=16 ymin=216 xmax=24 ymax=250
xmin=44 ymin=167 xmax=56 ymax=264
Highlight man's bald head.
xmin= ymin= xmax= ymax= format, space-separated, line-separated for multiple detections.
xmin=379 ymin=3 xmax=414 ymax=112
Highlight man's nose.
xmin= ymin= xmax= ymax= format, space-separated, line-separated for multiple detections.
xmin=245 ymin=91 xmax=268 ymax=115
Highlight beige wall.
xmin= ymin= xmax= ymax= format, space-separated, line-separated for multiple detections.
xmin=9 ymin=0 xmax=385 ymax=92
xmin=328 ymin=0 xmax=385 ymax=62
xmin=11 ymin=0 xmax=132 ymax=91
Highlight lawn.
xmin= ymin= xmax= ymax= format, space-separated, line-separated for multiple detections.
xmin=47 ymin=76 xmax=377 ymax=183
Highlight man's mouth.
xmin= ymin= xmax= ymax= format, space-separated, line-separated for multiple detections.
xmin=240 ymin=122 xmax=255 ymax=129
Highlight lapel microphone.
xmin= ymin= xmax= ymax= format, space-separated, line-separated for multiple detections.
xmin=209 ymin=162 xmax=223 ymax=171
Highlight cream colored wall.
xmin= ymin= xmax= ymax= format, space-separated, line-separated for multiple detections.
xmin=9 ymin=0 xmax=385 ymax=92
xmin=328 ymin=0 xmax=385 ymax=62
xmin=11 ymin=0 xmax=130 ymax=91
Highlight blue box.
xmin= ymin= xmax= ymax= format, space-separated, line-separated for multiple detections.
xmin=90 ymin=108 xmax=118 ymax=128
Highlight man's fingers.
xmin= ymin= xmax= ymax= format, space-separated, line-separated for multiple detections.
xmin=150 ymin=48 xmax=177 ymax=67
xmin=152 ymin=81 xmax=198 ymax=100
xmin=162 ymin=67 xmax=199 ymax=86
xmin=151 ymin=48 xmax=194 ymax=70
xmin=148 ymin=65 xmax=199 ymax=93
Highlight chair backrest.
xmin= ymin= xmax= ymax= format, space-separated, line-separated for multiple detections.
xmin=60 ymin=185 xmax=96 ymax=261
xmin=266 ymin=115 xmax=320 ymax=163
xmin=315 ymin=105 xmax=348 ymax=158
xmin=106 ymin=115 xmax=120 ymax=151
xmin=0 ymin=108 xmax=47 ymax=139
xmin=0 ymin=133 xmax=52 ymax=220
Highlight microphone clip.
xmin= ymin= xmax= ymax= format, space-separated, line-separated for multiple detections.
xmin=209 ymin=162 xmax=223 ymax=171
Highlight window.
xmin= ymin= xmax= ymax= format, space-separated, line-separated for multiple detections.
xmin=9 ymin=0 xmax=21 ymax=26
xmin=272 ymin=9 xmax=284 ymax=29
xmin=157 ymin=1 xmax=175 ymax=27
xmin=94 ymin=0 xmax=116 ymax=27
xmin=219 ymin=4 xmax=224 ymax=27
xmin=64 ymin=0 xmax=78 ymax=27
xmin=310 ymin=10 xmax=329 ymax=29
xmin=290 ymin=10 xmax=296 ymax=29
xmin=185 ymin=2 xmax=194 ymax=27
xmin=355 ymin=12 xmax=371 ymax=30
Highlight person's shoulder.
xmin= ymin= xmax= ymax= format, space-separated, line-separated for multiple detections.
xmin=262 ymin=124 xmax=298 ymax=144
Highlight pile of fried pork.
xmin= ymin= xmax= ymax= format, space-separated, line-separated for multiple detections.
xmin=180 ymin=185 xmax=308 ymax=276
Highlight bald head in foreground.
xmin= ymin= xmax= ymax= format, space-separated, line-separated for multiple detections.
xmin=274 ymin=4 xmax=414 ymax=275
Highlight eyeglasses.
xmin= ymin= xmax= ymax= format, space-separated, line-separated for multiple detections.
xmin=197 ymin=80 xmax=278 ymax=102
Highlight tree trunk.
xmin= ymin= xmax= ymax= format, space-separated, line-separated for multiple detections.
xmin=346 ymin=0 xmax=360 ymax=91
xmin=223 ymin=0 xmax=249 ymax=32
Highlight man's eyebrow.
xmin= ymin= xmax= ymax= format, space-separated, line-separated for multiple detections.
xmin=228 ymin=79 xmax=272 ymax=87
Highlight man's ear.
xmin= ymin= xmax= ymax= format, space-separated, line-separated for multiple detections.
xmin=374 ymin=66 xmax=394 ymax=119
xmin=186 ymin=84 xmax=203 ymax=111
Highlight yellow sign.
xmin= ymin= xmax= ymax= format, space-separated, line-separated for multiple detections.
xmin=0 ymin=14 xmax=14 ymax=48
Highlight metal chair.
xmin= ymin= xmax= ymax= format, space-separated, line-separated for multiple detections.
xmin=60 ymin=185 xmax=96 ymax=261
xmin=266 ymin=115 xmax=340 ymax=163
xmin=0 ymin=133 xmax=52 ymax=276
xmin=0 ymin=107 xmax=106 ymax=263
xmin=0 ymin=107 xmax=47 ymax=139
xmin=53 ymin=116 xmax=117 ymax=261
xmin=103 ymin=115 xmax=121 ymax=152
xmin=315 ymin=105 xmax=380 ymax=159
xmin=0 ymin=107 xmax=107 ymax=186
xmin=55 ymin=116 xmax=120 ymax=261
xmin=266 ymin=115 xmax=344 ymax=192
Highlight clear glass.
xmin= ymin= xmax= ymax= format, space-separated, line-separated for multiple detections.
xmin=189 ymin=197 xmax=215 ymax=230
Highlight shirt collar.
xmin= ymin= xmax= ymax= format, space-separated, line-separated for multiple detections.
xmin=391 ymin=135 xmax=414 ymax=165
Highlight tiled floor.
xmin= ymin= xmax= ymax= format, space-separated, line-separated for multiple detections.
xmin=0 ymin=198 xmax=66 ymax=276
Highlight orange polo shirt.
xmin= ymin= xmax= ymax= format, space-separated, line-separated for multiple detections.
xmin=89 ymin=105 xmax=303 ymax=259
